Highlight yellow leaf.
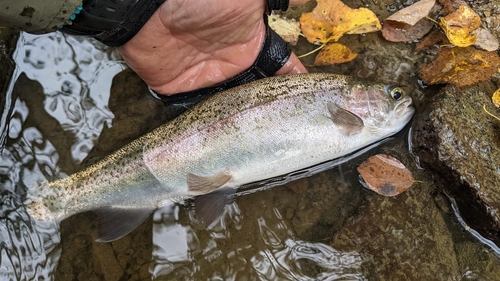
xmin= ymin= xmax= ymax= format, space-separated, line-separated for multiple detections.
xmin=492 ymin=88 xmax=500 ymax=108
xmin=313 ymin=43 xmax=357 ymax=65
xmin=299 ymin=0 xmax=381 ymax=44
xmin=439 ymin=5 xmax=481 ymax=47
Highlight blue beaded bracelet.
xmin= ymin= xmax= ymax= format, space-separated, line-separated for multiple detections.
xmin=60 ymin=2 xmax=83 ymax=28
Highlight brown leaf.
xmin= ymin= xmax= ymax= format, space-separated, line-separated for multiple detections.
xmin=357 ymin=154 xmax=414 ymax=197
xmin=438 ymin=0 xmax=469 ymax=15
xmin=382 ymin=18 xmax=434 ymax=42
xmin=415 ymin=28 xmax=449 ymax=51
xmin=313 ymin=43 xmax=357 ymax=65
xmin=419 ymin=47 xmax=500 ymax=88
xmin=385 ymin=0 xmax=436 ymax=26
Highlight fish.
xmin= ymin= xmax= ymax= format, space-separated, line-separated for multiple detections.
xmin=24 ymin=73 xmax=415 ymax=242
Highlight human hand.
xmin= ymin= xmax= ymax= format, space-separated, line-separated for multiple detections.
xmin=117 ymin=0 xmax=309 ymax=96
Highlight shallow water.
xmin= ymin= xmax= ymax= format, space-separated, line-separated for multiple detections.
xmin=1 ymin=20 xmax=500 ymax=281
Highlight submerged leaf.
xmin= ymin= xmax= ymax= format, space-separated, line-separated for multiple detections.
xmin=313 ymin=43 xmax=357 ymax=65
xmin=299 ymin=0 xmax=380 ymax=44
xmin=382 ymin=18 xmax=434 ymax=43
xmin=419 ymin=47 xmax=500 ymax=88
xmin=357 ymin=154 xmax=414 ymax=197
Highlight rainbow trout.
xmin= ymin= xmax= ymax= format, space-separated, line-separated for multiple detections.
xmin=25 ymin=73 xmax=414 ymax=242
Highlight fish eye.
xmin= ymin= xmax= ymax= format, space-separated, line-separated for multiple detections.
xmin=390 ymin=87 xmax=404 ymax=100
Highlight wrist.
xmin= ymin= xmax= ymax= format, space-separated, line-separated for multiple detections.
xmin=60 ymin=0 xmax=167 ymax=47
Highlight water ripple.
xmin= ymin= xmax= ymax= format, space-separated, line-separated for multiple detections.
xmin=151 ymin=204 xmax=366 ymax=280
xmin=0 ymin=31 xmax=125 ymax=280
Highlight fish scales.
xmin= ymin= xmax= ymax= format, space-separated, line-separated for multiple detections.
xmin=24 ymin=73 xmax=414 ymax=241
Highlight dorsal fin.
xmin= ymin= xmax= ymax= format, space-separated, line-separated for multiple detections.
xmin=327 ymin=102 xmax=364 ymax=136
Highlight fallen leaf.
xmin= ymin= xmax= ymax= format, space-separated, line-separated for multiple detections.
xmin=382 ymin=0 xmax=438 ymax=43
xmin=439 ymin=5 xmax=481 ymax=47
xmin=439 ymin=0 xmax=469 ymax=15
xmin=382 ymin=18 xmax=434 ymax=42
xmin=385 ymin=0 xmax=436 ymax=26
xmin=419 ymin=47 xmax=500 ymax=88
xmin=299 ymin=0 xmax=381 ymax=44
xmin=473 ymin=28 xmax=500 ymax=51
xmin=313 ymin=43 xmax=357 ymax=65
xmin=415 ymin=28 xmax=450 ymax=51
xmin=357 ymin=154 xmax=414 ymax=197
xmin=492 ymin=89 xmax=500 ymax=108
xmin=268 ymin=14 xmax=301 ymax=45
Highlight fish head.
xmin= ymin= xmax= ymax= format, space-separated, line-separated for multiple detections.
xmin=344 ymin=83 xmax=415 ymax=135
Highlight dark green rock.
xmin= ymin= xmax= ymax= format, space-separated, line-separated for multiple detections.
xmin=412 ymin=82 xmax=500 ymax=245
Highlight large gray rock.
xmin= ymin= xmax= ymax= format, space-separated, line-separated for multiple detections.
xmin=412 ymin=82 xmax=500 ymax=245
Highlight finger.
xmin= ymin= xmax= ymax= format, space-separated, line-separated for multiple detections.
xmin=275 ymin=52 xmax=308 ymax=75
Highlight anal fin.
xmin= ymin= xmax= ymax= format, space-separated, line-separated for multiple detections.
xmin=194 ymin=187 xmax=236 ymax=228
xmin=93 ymin=207 xmax=155 ymax=242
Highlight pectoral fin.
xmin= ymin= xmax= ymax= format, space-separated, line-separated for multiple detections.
xmin=187 ymin=172 xmax=232 ymax=194
xmin=94 ymin=207 xmax=155 ymax=242
xmin=327 ymin=102 xmax=364 ymax=136
xmin=194 ymin=187 xmax=236 ymax=228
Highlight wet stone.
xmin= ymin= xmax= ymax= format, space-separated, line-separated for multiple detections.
xmin=412 ymin=82 xmax=500 ymax=245
xmin=331 ymin=182 xmax=461 ymax=279
xmin=92 ymin=242 xmax=123 ymax=281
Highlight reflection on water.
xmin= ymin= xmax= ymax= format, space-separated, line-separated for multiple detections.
xmin=151 ymin=204 xmax=364 ymax=280
xmin=0 ymin=31 xmax=124 ymax=280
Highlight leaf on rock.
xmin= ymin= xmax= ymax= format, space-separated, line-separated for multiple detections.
xmin=382 ymin=0 xmax=437 ymax=43
xmin=313 ymin=43 xmax=357 ymax=65
xmin=492 ymin=89 xmax=500 ymax=108
xmin=385 ymin=0 xmax=436 ymax=26
xmin=268 ymin=15 xmax=301 ymax=46
xmin=419 ymin=47 xmax=500 ymax=88
xmin=357 ymin=154 xmax=414 ymax=197
xmin=439 ymin=5 xmax=481 ymax=47
xmin=299 ymin=0 xmax=381 ymax=44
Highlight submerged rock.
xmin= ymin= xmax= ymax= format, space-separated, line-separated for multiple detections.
xmin=330 ymin=175 xmax=462 ymax=279
xmin=412 ymin=82 xmax=500 ymax=245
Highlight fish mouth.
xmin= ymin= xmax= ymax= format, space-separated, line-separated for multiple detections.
xmin=394 ymin=97 xmax=415 ymax=121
